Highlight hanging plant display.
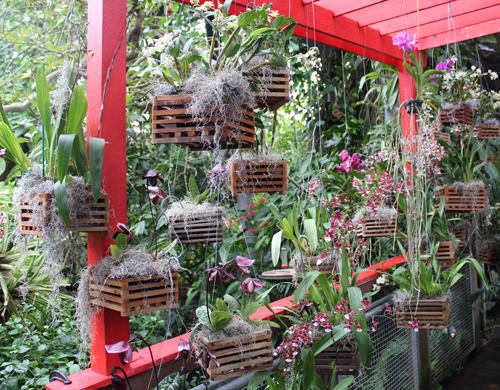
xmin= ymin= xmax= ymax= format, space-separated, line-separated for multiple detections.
xmin=439 ymin=105 xmax=474 ymax=126
xmin=474 ymin=119 xmax=500 ymax=139
xmin=356 ymin=207 xmax=398 ymax=238
xmin=247 ymin=65 xmax=290 ymax=111
xmin=423 ymin=241 xmax=456 ymax=268
xmin=291 ymin=251 xmax=339 ymax=277
xmin=313 ymin=334 xmax=360 ymax=375
xmin=193 ymin=257 xmax=275 ymax=381
xmin=394 ymin=293 xmax=451 ymax=330
xmin=435 ymin=182 xmax=486 ymax=212
xmin=477 ymin=240 xmax=500 ymax=265
xmin=228 ymin=152 xmax=287 ymax=197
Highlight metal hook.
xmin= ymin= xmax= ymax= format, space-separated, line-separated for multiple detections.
xmin=49 ymin=371 xmax=72 ymax=385
xmin=297 ymin=235 xmax=310 ymax=274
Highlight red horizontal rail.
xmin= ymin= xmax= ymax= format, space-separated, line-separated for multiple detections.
xmin=309 ymin=0 xmax=386 ymax=17
xmin=46 ymin=254 xmax=406 ymax=390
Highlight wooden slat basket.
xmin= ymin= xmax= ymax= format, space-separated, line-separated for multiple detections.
xmin=313 ymin=336 xmax=360 ymax=375
xmin=89 ymin=272 xmax=179 ymax=317
xmin=477 ymin=247 xmax=500 ymax=265
xmin=424 ymin=241 xmax=456 ymax=268
xmin=474 ymin=123 xmax=500 ymax=139
xmin=304 ymin=255 xmax=339 ymax=276
xmin=435 ymin=185 xmax=486 ymax=212
xmin=169 ymin=210 xmax=224 ymax=244
xmin=195 ymin=329 xmax=274 ymax=381
xmin=357 ymin=215 xmax=397 ymax=238
xmin=20 ymin=193 xmax=109 ymax=236
xmin=453 ymin=228 xmax=467 ymax=249
xmin=439 ymin=106 xmax=474 ymax=126
xmin=395 ymin=298 xmax=451 ymax=329
xmin=152 ymin=94 xmax=255 ymax=150
xmin=249 ymin=69 xmax=290 ymax=111
xmin=230 ymin=161 xmax=287 ymax=197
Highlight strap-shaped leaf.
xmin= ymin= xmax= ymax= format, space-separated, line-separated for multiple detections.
xmin=36 ymin=68 xmax=53 ymax=143
xmin=293 ymin=270 xmax=320 ymax=304
xmin=237 ymin=8 xmax=257 ymax=27
xmin=348 ymin=287 xmax=372 ymax=370
xmin=54 ymin=180 xmax=71 ymax=228
xmin=89 ymin=137 xmax=105 ymax=202
xmin=271 ymin=230 xmax=282 ymax=266
xmin=304 ymin=219 xmax=318 ymax=254
xmin=66 ymin=85 xmax=88 ymax=135
xmin=0 ymin=122 xmax=31 ymax=170
xmin=56 ymin=134 xmax=76 ymax=183
xmin=340 ymin=245 xmax=349 ymax=296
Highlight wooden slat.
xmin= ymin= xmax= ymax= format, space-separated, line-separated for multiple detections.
xmin=249 ymin=70 xmax=290 ymax=111
xmin=230 ymin=161 xmax=288 ymax=197
xmin=439 ymin=106 xmax=474 ymax=126
xmin=474 ymin=124 xmax=500 ymax=139
xmin=357 ymin=215 xmax=397 ymax=238
xmin=435 ymin=186 xmax=486 ymax=212
xmin=395 ymin=298 xmax=451 ymax=329
xmin=169 ymin=212 xmax=224 ymax=244
xmin=313 ymin=336 xmax=360 ymax=374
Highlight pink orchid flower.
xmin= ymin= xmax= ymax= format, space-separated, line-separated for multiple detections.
xmin=241 ymin=277 xmax=266 ymax=295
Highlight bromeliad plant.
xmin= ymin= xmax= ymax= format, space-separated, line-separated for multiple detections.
xmin=392 ymin=32 xmax=447 ymax=112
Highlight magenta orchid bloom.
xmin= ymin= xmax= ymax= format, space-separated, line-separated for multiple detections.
xmin=105 ymin=341 xmax=134 ymax=365
xmin=392 ymin=32 xmax=413 ymax=51
xmin=147 ymin=186 xmax=168 ymax=205
xmin=337 ymin=150 xmax=364 ymax=174
xmin=409 ymin=319 xmax=420 ymax=332
xmin=371 ymin=320 xmax=379 ymax=332
xmin=241 ymin=277 xmax=266 ymax=295
xmin=233 ymin=256 xmax=255 ymax=274
xmin=112 ymin=223 xmax=132 ymax=240
xmin=211 ymin=163 xmax=226 ymax=174
xmin=205 ymin=262 xmax=236 ymax=286
xmin=142 ymin=169 xmax=164 ymax=187
xmin=176 ymin=339 xmax=190 ymax=360
xmin=385 ymin=303 xmax=393 ymax=316
xmin=200 ymin=347 xmax=220 ymax=369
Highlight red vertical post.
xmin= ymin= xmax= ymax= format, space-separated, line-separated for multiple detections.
xmin=87 ymin=0 xmax=129 ymax=375
xmin=398 ymin=60 xmax=417 ymax=141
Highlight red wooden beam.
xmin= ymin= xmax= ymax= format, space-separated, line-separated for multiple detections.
xmin=85 ymin=0 xmax=130 ymax=377
xmin=307 ymin=0 xmax=386 ymax=17
xmin=351 ymin=0 xmax=457 ymax=28
xmin=371 ymin=0 xmax=500 ymax=35
xmin=401 ymin=4 xmax=500 ymax=39
xmin=419 ymin=18 xmax=500 ymax=50
xmin=398 ymin=61 xmax=417 ymax=141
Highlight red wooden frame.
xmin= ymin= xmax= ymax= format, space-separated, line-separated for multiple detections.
xmin=47 ymin=0 xmax=500 ymax=388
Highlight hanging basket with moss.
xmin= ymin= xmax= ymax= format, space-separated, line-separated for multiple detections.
xmin=151 ymin=71 xmax=256 ymax=150
xmin=247 ymin=67 xmax=290 ymax=111
xmin=16 ymin=172 xmax=109 ymax=236
xmin=291 ymin=252 xmax=339 ymax=277
xmin=477 ymin=241 xmax=500 ymax=265
xmin=86 ymin=249 xmax=179 ymax=317
xmin=435 ymin=181 xmax=486 ymax=212
xmin=313 ymin=334 xmax=360 ymax=375
xmin=356 ymin=207 xmax=398 ymax=238
xmin=439 ymin=104 xmax=474 ymax=126
xmin=166 ymin=201 xmax=225 ymax=244
xmin=394 ymin=291 xmax=451 ymax=330
xmin=474 ymin=120 xmax=500 ymax=139
xmin=228 ymin=152 xmax=288 ymax=197
xmin=422 ymin=241 xmax=456 ymax=268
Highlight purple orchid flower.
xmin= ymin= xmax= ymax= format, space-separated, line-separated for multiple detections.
xmin=392 ymin=32 xmax=413 ymax=51
xmin=142 ymin=169 xmax=164 ymax=187
xmin=211 ymin=163 xmax=226 ymax=174
xmin=105 ymin=341 xmax=135 ymax=365
xmin=241 ymin=277 xmax=266 ymax=295
xmin=112 ymin=223 xmax=133 ymax=241
xmin=200 ymin=347 xmax=220 ymax=369
xmin=205 ymin=262 xmax=236 ymax=286
xmin=298 ymin=300 xmax=320 ymax=317
xmin=176 ymin=339 xmax=190 ymax=360
xmin=232 ymin=256 xmax=255 ymax=274
xmin=147 ymin=186 xmax=168 ymax=205
xmin=337 ymin=150 xmax=363 ymax=175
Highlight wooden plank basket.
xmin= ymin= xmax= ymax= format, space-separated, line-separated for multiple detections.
xmin=169 ymin=210 xmax=224 ymax=244
xmin=20 ymin=193 xmax=109 ymax=236
xmin=357 ymin=215 xmax=397 ymax=238
xmin=439 ymin=106 xmax=473 ymax=126
xmin=435 ymin=185 xmax=486 ymax=212
xmin=395 ymin=298 xmax=451 ymax=329
xmin=474 ymin=123 xmax=500 ymax=139
xmin=89 ymin=272 xmax=179 ymax=317
xmin=195 ymin=329 xmax=274 ymax=381
xmin=230 ymin=161 xmax=288 ymax=197
xmin=152 ymin=94 xmax=255 ymax=150
xmin=313 ymin=336 xmax=360 ymax=375
xmin=424 ymin=241 xmax=456 ymax=268
xmin=303 ymin=255 xmax=339 ymax=276
xmin=249 ymin=69 xmax=290 ymax=111
xmin=477 ymin=247 xmax=500 ymax=265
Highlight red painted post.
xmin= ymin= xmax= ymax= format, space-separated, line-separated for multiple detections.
xmin=398 ymin=60 xmax=417 ymax=142
xmin=87 ymin=0 xmax=130 ymax=376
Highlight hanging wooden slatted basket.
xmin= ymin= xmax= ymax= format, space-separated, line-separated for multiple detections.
xmin=152 ymin=94 xmax=255 ymax=150
xmin=395 ymin=298 xmax=451 ymax=329
xmin=230 ymin=161 xmax=288 ymax=197
xmin=357 ymin=215 xmax=397 ymax=238
xmin=89 ymin=272 xmax=179 ymax=317
xmin=313 ymin=336 xmax=360 ymax=375
xmin=424 ymin=241 xmax=456 ymax=268
xmin=168 ymin=210 xmax=224 ymax=244
xmin=435 ymin=185 xmax=486 ymax=212
xmin=195 ymin=329 xmax=274 ymax=381
xmin=478 ymin=247 xmax=500 ymax=265
xmin=20 ymin=193 xmax=109 ymax=236
xmin=249 ymin=69 xmax=290 ymax=111
xmin=439 ymin=106 xmax=474 ymax=126
xmin=474 ymin=123 xmax=500 ymax=139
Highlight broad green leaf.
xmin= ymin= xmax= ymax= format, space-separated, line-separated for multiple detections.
xmin=293 ymin=270 xmax=321 ymax=304
xmin=304 ymin=219 xmax=318 ymax=253
xmin=216 ymin=298 xmax=229 ymax=312
xmin=66 ymin=85 xmax=88 ymax=135
xmin=0 ymin=122 xmax=31 ymax=170
xmin=340 ymin=245 xmax=349 ymax=296
xmin=241 ymin=302 xmax=261 ymax=321
xmin=348 ymin=287 xmax=372 ymax=370
xmin=300 ymin=348 xmax=315 ymax=390
xmin=249 ymin=27 xmax=276 ymax=38
xmin=110 ymin=245 xmax=121 ymax=260
xmin=333 ymin=377 xmax=354 ymax=390
xmin=0 ymin=158 xmax=5 ymax=176
xmin=56 ymin=134 xmax=76 ymax=183
xmin=248 ymin=371 xmax=273 ymax=390
xmin=115 ymin=233 xmax=127 ymax=250
xmin=224 ymin=42 xmax=241 ymax=58
xmin=54 ymin=180 xmax=71 ymax=228
xmin=271 ymin=231 xmax=282 ymax=266
xmin=237 ymin=9 xmax=258 ymax=27
xmin=196 ymin=306 xmax=211 ymax=327
xmin=89 ymin=137 xmax=105 ymax=202
xmin=210 ymin=310 xmax=233 ymax=331
xmin=224 ymin=294 xmax=241 ymax=310
xmin=312 ymin=334 xmax=334 ymax=356
xmin=268 ymin=56 xmax=287 ymax=68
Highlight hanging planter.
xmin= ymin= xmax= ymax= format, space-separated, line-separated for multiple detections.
xmin=356 ymin=207 xmax=398 ymax=238
xmin=477 ymin=241 xmax=500 ymax=265
xmin=228 ymin=152 xmax=287 ymax=197
xmin=435 ymin=182 xmax=486 ymax=212
xmin=423 ymin=241 xmax=456 ymax=268
xmin=166 ymin=201 xmax=225 ymax=244
xmin=20 ymin=192 xmax=109 ymax=236
xmin=474 ymin=122 xmax=500 ymax=139
xmin=291 ymin=252 xmax=339 ymax=276
xmin=403 ymin=99 xmax=423 ymax=114
xmin=151 ymin=93 xmax=255 ymax=151
xmin=194 ymin=326 xmax=273 ymax=381
xmin=313 ymin=335 xmax=360 ymax=375
xmin=394 ymin=292 xmax=451 ymax=329
xmin=248 ymin=68 xmax=290 ymax=111
xmin=439 ymin=105 xmax=474 ymax=126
